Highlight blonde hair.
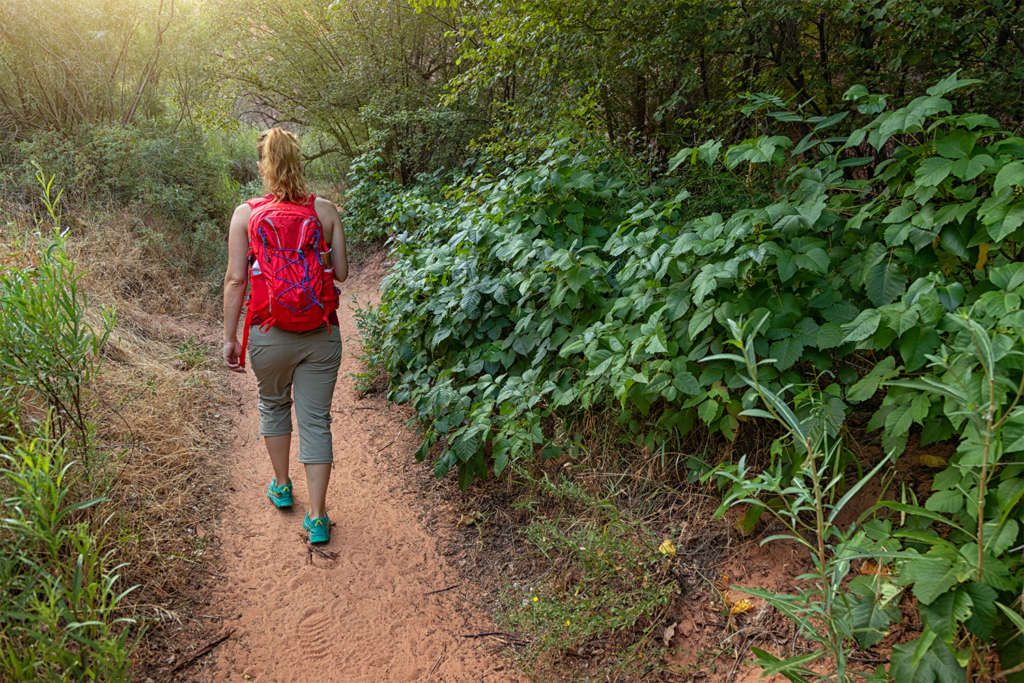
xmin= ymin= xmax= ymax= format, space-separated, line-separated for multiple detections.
xmin=257 ymin=128 xmax=309 ymax=203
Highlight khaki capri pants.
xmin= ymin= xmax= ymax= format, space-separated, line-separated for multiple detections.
xmin=247 ymin=324 xmax=342 ymax=464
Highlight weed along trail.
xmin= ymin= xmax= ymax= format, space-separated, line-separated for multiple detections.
xmin=204 ymin=256 xmax=526 ymax=683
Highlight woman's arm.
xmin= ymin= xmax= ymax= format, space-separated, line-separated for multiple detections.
xmin=223 ymin=204 xmax=252 ymax=373
xmin=315 ymin=198 xmax=349 ymax=283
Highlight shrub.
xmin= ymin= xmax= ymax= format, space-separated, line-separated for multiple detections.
xmin=360 ymin=73 xmax=1024 ymax=674
xmin=0 ymin=122 xmax=235 ymax=230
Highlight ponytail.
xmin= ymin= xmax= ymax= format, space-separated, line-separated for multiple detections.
xmin=257 ymin=128 xmax=309 ymax=203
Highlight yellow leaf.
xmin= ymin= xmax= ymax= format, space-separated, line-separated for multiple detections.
xmin=919 ymin=453 xmax=948 ymax=468
xmin=658 ymin=539 xmax=677 ymax=558
xmin=730 ymin=598 xmax=755 ymax=614
xmin=976 ymin=242 xmax=990 ymax=271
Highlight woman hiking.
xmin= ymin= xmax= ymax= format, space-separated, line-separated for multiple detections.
xmin=222 ymin=128 xmax=348 ymax=544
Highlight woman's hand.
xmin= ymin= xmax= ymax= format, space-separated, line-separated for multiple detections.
xmin=224 ymin=340 xmax=245 ymax=373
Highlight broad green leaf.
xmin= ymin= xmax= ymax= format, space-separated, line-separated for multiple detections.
xmin=750 ymin=648 xmax=813 ymax=683
xmin=777 ymin=250 xmax=797 ymax=282
xmin=915 ymin=157 xmax=955 ymax=186
xmin=493 ymin=436 xmax=511 ymax=476
xmin=844 ymin=309 xmax=882 ymax=343
xmin=890 ymin=638 xmax=965 ymax=683
xmin=770 ymin=337 xmax=804 ymax=371
xmin=566 ymin=265 xmax=590 ymax=293
xmin=646 ymin=323 xmax=669 ymax=354
xmin=460 ymin=287 xmax=481 ymax=313
xmin=433 ymin=452 xmax=452 ymax=479
xmin=817 ymin=322 xmax=845 ymax=349
xmin=814 ymin=111 xmax=849 ymax=131
xmin=672 ymin=371 xmax=700 ymax=395
xmin=900 ymin=326 xmax=940 ymax=372
xmin=689 ymin=301 xmax=716 ymax=338
xmin=559 ymin=337 xmax=586 ymax=357
xmin=666 ymin=285 xmax=691 ymax=320
xmin=963 ymin=582 xmax=997 ymax=641
xmin=840 ymin=592 xmax=901 ymax=648
xmin=950 ymin=154 xmax=992 ymax=181
xmin=431 ymin=327 xmax=452 ymax=347
xmin=847 ymin=356 xmax=897 ymax=402
xmin=990 ymin=262 xmax=1024 ymax=291
xmin=697 ymin=398 xmax=719 ymax=424
xmin=936 ymin=283 xmax=965 ymax=312
xmin=983 ymin=519 xmax=1019 ymax=556
xmin=885 ymin=404 xmax=915 ymax=436
xmin=801 ymin=247 xmax=830 ymax=273
xmin=900 ymin=556 xmax=960 ymax=606
xmin=994 ymin=161 xmax=1024 ymax=194
xmin=668 ymin=146 xmax=694 ymax=172
xmin=696 ymin=140 xmax=722 ymax=167
xmin=927 ymin=73 xmax=982 ymax=97
xmin=885 ymin=199 xmax=918 ymax=223
xmin=925 ymin=490 xmax=964 ymax=514
xmin=866 ymin=261 xmax=907 ymax=306
xmin=989 ymin=202 xmax=1024 ymax=241
xmin=934 ymin=129 xmax=978 ymax=159
xmin=844 ymin=85 xmax=869 ymax=100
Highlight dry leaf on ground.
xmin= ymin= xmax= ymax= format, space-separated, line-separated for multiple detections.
xmin=729 ymin=598 xmax=754 ymax=614
xmin=919 ymin=454 xmax=948 ymax=468
xmin=860 ymin=560 xmax=890 ymax=576
xmin=663 ymin=622 xmax=677 ymax=647
xmin=457 ymin=511 xmax=484 ymax=527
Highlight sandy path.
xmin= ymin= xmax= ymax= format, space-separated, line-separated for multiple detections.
xmin=205 ymin=259 xmax=527 ymax=683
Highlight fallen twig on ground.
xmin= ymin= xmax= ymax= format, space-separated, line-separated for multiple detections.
xmin=460 ymin=631 xmax=529 ymax=645
xmin=165 ymin=628 xmax=236 ymax=674
xmin=306 ymin=543 xmax=340 ymax=566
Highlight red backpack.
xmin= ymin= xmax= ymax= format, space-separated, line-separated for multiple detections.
xmin=239 ymin=194 xmax=339 ymax=368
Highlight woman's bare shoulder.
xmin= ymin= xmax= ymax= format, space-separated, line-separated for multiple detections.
xmin=313 ymin=197 xmax=342 ymax=221
xmin=313 ymin=196 xmax=339 ymax=212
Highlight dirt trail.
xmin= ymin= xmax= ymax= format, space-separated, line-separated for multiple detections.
xmin=204 ymin=257 xmax=527 ymax=683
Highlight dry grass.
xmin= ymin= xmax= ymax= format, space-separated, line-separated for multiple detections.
xmin=1 ymin=200 xmax=230 ymax=667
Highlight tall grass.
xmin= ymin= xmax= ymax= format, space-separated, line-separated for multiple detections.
xmin=0 ymin=170 xmax=139 ymax=682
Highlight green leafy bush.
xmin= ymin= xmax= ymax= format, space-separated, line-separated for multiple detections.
xmin=1 ymin=122 xmax=234 ymax=229
xmin=347 ymin=296 xmax=389 ymax=394
xmin=371 ymin=73 xmax=1020 ymax=485
xmin=341 ymin=152 xmax=458 ymax=243
xmin=361 ymin=73 xmax=1024 ymax=675
xmin=341 ymin=154 xmax=403 ymax=243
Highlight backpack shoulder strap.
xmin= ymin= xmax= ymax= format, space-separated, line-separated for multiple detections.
xmin=245 ymin=194 xmax=275 ymax=211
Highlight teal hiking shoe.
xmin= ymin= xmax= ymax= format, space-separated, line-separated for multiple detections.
xmin=266 ymin=478 xmax=293 ymax=508
xmin=303 ymin=512 xmax=331 ymax=543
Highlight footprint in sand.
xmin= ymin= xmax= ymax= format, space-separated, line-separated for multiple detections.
xmin=296 ymin=608 xmax=334 ymax=662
